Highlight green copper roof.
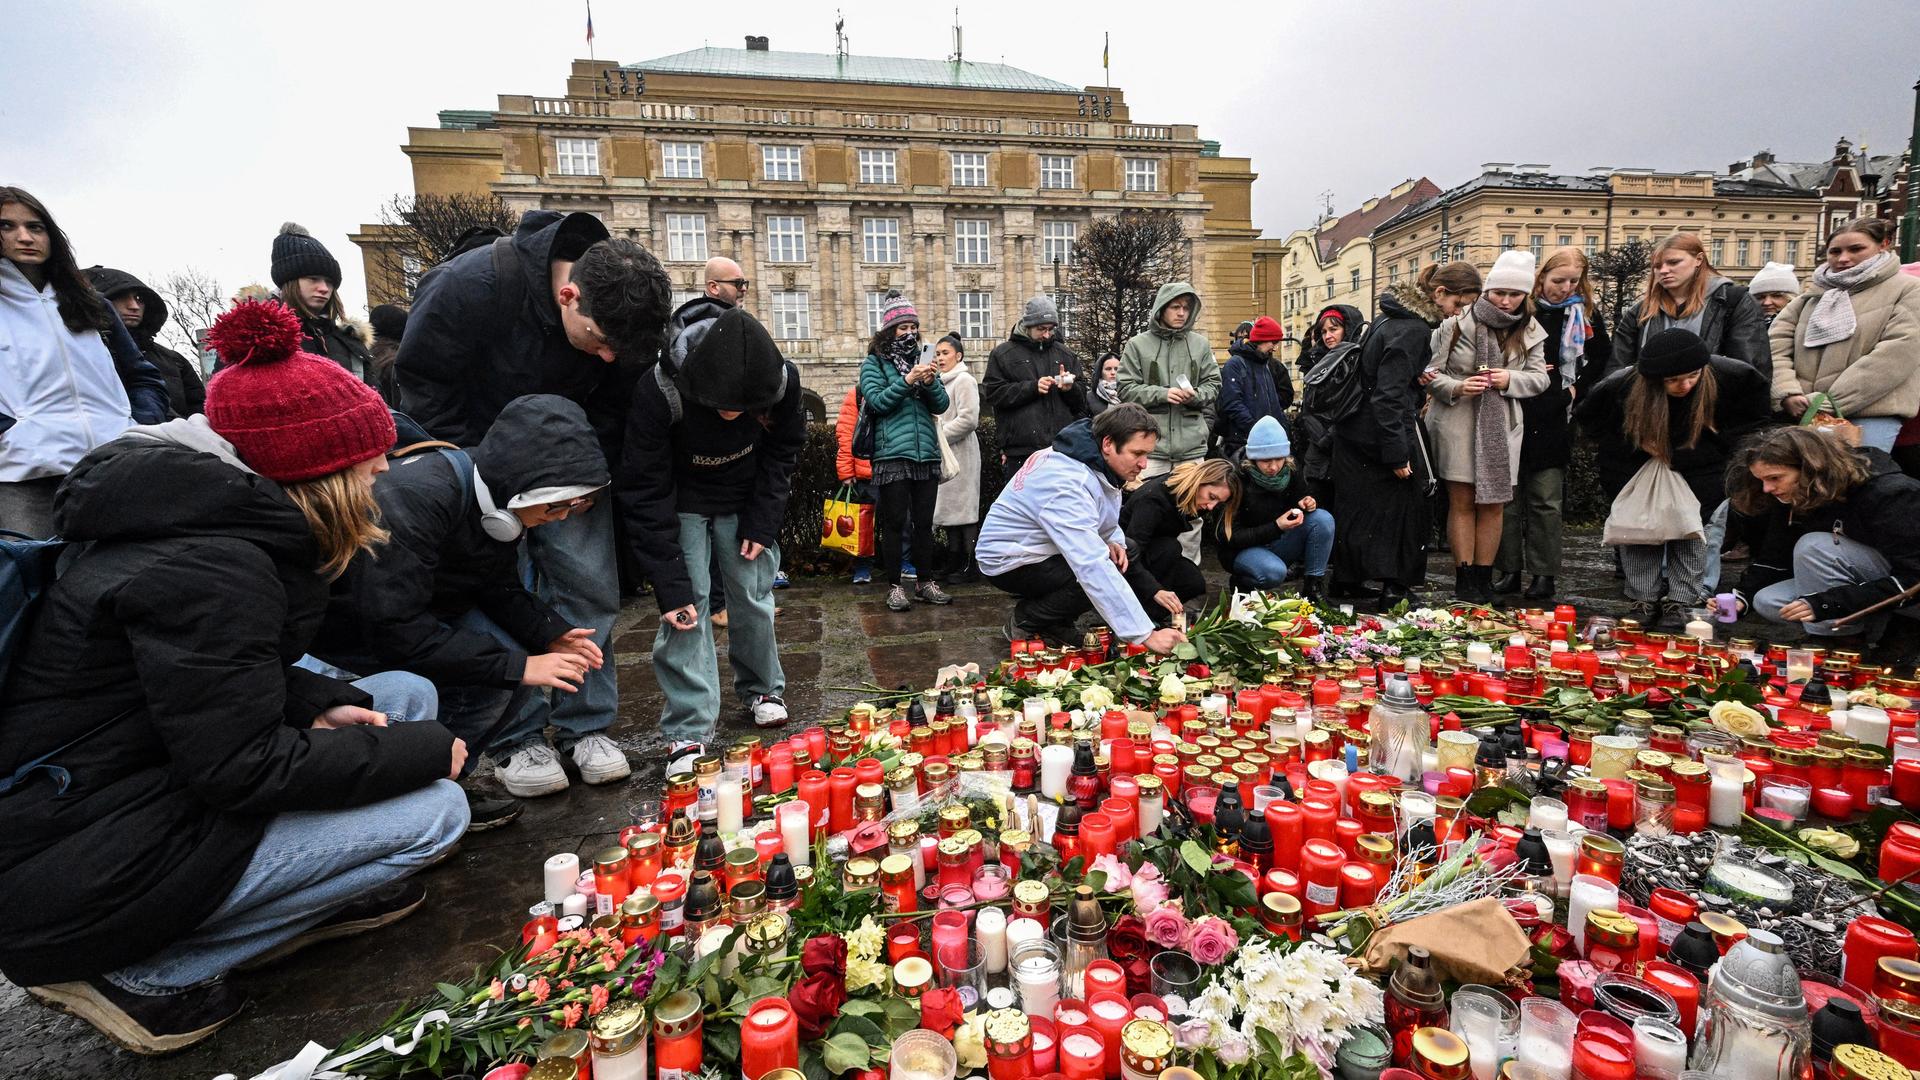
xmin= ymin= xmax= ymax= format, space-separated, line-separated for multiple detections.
xmin=631 ymin=47 xmax=1079 ymax=94
xmin=437 ymin=109 xmax=497 ymax=130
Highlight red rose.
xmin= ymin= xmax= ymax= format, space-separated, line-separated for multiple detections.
xmin=1119 ymin=953 xmax=1153 ymax=997
xmin=801 ymin=934 xmax=847 ymax=977
xmin=1186 ymin=662 xmax=1211 ymax=679
xmin=790 ymin=970 xmax=849 ymax=1040
xmin=918 ymin=987 xmax=964 ymax=1038
xmin=1107 ymin=915 xmax=1147 ymax=961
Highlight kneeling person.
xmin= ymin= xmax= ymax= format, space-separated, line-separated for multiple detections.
xmin=1218 ymin=416 xmax=1335 ymax=597
xmin=1121 ymin=457 xmax=1238 ymax=616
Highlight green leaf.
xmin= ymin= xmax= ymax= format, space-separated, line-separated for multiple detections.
xmin=1255 ymin=1026 xmax=1286 ymax=1062
xmin=434 ymin=981 xmax=466 ymax=1004
xmin=1181 ymin=839 xmax=1213 ymax=876
xmin=831 ymin=1011 xmax=887 ymax=1046
xmin=738 ymin=974 xmax=786 ymax=1004
xmin=801 ymin=1047 xmax=833 ymax=1080
xmin=821 ymin=1031 xmax=873 ymax=1073
xmin=1084 ymin=869 xmax=1108 ymax=894
xmin=1174 ymin=642 xmax=1198 ymax=660
xmin=840 ymin=998 xmax=885 ymax=1018
xmin=708 ymin=1021 xmax=742 ymax=1065
xmin=882 ymin=995 xmax=922 ymax=1035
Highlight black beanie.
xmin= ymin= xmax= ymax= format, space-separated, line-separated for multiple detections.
xmin=680 ymin=306 xmax=788 ymax=411
xmin=1637 ymin=328 xmax=1711 ymax=379
xmin=271 ymin=222 xmax=342 ymax=288
xmin=369 ymin=304 xmax=409 ymax=341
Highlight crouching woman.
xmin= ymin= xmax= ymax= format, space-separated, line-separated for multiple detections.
xmin=0 ymin=301 xmax=466 ymax=1054
xmin=1727 ymin=425 xmax=1920 ymax=643
xmin=1217 ymin=416 xmax=1335 ymax=599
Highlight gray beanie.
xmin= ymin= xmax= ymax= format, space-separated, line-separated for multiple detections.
xmin=1020 ymin=295 xmax=1060 ymax=328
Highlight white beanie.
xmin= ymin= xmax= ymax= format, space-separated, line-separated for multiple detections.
xmin=1485 ymin=249 xmax=1537 ymax=293
xmin=1750 ymin=261 xmax=1800 ymax=296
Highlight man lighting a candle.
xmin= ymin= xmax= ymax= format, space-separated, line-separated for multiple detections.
xmin=977 ymin=403 xmax=1189 ymax=655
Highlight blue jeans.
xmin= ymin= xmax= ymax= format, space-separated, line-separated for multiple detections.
xmin=494 ymin=497 xmax=619 ymax=754
xmin=1854 ymin=417 xmax=1903 ymax=452
xmin=105 ymin=671 xmax=467 ymax=993
xmin=1231 ymin=509 xmax=1335 ymax=586
xmin=655 ymin=513 xmax=783 ymax=747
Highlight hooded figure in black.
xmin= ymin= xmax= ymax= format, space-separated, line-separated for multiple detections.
xmin=310 ymin=395 xmax=610 ymax=759
xmin=84 ymin=266 xmax=205 ymax=418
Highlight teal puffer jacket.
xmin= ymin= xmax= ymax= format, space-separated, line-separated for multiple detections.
xmin=859 ymin=354 xmax=950 ymax=464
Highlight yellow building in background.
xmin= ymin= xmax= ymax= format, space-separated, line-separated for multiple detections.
xmin=1252 ymin=178 xmax=1440 ymax=347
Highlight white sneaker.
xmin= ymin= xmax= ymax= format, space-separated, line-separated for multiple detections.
xmin=750 ymin=694 xmax=789 ymax=729
xmin=666 ymin=741 xmax=705 ymax=776
xmin=499 ymin=744 xmax=568 ymax=798
xmin=570 ymin=734 xmax=632 ymax=786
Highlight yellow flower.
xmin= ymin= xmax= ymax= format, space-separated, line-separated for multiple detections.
xmin=953 ymin=1012 xmax=989 ymax=1071
xmin=1708 ymin=701 xmax=1769 ymax=738
xmin=1799 ymin=828 xmax=1860 ymax=860
xmin=845 ymin=955 xmax=889 ymax=992
xmin=843 ymin=915 xmax=885 ymax=961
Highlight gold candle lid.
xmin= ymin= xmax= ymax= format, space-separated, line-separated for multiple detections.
xmin=1121 ymin=1017 xmax=1176 ymax=1060
xmin=1412 ymin=1027 xmax=1470 ymax=1068
xmin=887 ymin=818 xmax=921 ymax=844
xmin=1831 ymin=1044 xmax=1912 ymax=1080
xmin=1013 ymin=879 xmax=1049 ymax=905
xmin=1698 ymin=911 xmax=1746 ymax=938
xmin=1136 ymin=774 xmax=1165 ymax=796
xmin=984 ymin=1007 xmax=1030 ymax=1046
xmin=589 ymin=1000 xmax=648 ymax=1053
xmin=652 ymin=988 xmax=702 ymax=1038
xmin=525 ymin=1061 xmax=579 ymax=1080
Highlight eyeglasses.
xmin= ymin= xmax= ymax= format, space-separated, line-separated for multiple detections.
xmin=711 ymin=278 xmax=750 ymax=290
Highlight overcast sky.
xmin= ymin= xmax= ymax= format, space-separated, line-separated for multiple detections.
xmin=10 ymin=0 xmax=1918 ymax=316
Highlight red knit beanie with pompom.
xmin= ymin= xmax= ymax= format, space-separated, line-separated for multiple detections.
xmin=204 ymin=300 xmax=395 ymax=483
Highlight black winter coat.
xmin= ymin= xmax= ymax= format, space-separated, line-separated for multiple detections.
xmin=1335 ymin=287 xmax=1434 ymax=469
xmin=1516 ymin=304 xmax=1612 ymax=473
xmin=1217 ymin=341 xmax=1293 ymax=457
xmin=1119 ymin=474 xmax=1198 ymax=550
xmin=1734 ymin=448 xmax=1920 ymax=621
xmin=1611 ymin=277 xmax=1770 ymax=376
xmin=83 ymin=266 xmax=206 ymax=419
xmin=396 ymin=211 xmax=637 ymax=459
xmin=1574 ymin=356 xmax=1774 ymax=510
xmin=1216 ymin=455 xmax=1315 ymax=567
xmin=0 ymin=425 xmax=455 ymax=985
xmin=299 ymin=312 xmax=374 ymax=385
xmin=980 ymin=328 xmax=1090 ymax=460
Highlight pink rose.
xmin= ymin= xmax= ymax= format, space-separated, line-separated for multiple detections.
xmin=1090 ymin=853 xmax=1132 ymax=892
xmin=1176 ymin=1018 xmax=1212 ymax=1050
xmin=1184 ymin=916 xmax=1239 ymax=967
xmin=1130 ymin=861 xmax=1169 ymax=914
xmin=1142 ymin=902 xmax=1189 ymax=949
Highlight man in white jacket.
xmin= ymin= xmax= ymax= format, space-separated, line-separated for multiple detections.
xmin=978 ymin=403 xmax=1188 ymax=654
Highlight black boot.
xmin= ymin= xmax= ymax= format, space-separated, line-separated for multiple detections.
xmin=1453 ymin=564 xmax=1472 ymax=602
xmin=1379 ymin=579 xmax=1411 ymax=607
xmin=1299 ymin=576 xmax=1325 ymax=603
xmin=1492 ymin=570 xmax=1522 ymax=595
xmin=1462 ymin=565 xmax=1494 ymax=605
xmin=1523 ymin=575 xmax=1557 ymax=600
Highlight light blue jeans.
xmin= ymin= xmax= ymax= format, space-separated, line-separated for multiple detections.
xmin=655 ymin=513 xmax=784 ymax=748
xmin=1231 ymin=510 xmax=1336 ymax=586
xmin=1854 ymin=417 xmax=1903 ymax=453
xmin=494 ymin=497 xmax=619 ymax=754
xmin=1753 ymin=530 xmax=1920 ymax=637
xmin=105 ymin=671 xmax=467 ymax=993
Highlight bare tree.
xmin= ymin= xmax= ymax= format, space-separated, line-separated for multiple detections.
xmin=157 ymin=267 xmax=226 ymax=361
xmin=1590 ymin=238 xmax=1655 ymax=322
xmin=1066 ymin=211 xmax=1190 ymax=359
xmin=368 ymin=193 xmax=520 ymax=302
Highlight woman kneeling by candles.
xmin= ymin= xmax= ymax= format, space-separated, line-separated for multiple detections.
xmin=1726 ymin=424 xmax=1920 ymax=643
xmin=1216 ymin=416 xmax=1335 ymax=601
xmin=0 ymin=301 xmax=468 ymax=1054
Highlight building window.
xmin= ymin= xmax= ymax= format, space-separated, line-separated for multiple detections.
xmin=1047 ymin=290 xmax=1075 ymax=337
xmin=670 ymin=289 xmax=702 ymax=310
xmin=858 ymin=148 xmax=898 ymax=185
xmin=954 ymin=219 xmax=991 ymax=265
xmin=1710 ymin=238 xmax=1726 ymax=264
xmin=1042 ymin=221 xmax=1078 ymax=266
xmin=1124 ymin=158 xmax=1159 ymax=192
xmin=1451 ymin=242 xmax=1465 ymax=262
xmin=859 ymin=218 xmax=900 ymax=264
xmin=1761 ymin=239 xmax=1775 ymax=263
xmin=1407 ymin=257 xmax=1418 ymax=278
xmin=1558 ymin=234 xmax=1573 ymax=247
xmin=1325 ymin=276 xmax=1335 ymax=300
xmin=1501 ymin=233 xmax=1517 ymax=250
xmin=765 ymin=215 xmax=807 ymax=263
xmin=1737 ymin=239 xmax=1751 ymax=265
xmin=555 ymin=137 xmax=599 ymax=177
xmin=957 ymin=291 xmax=993 ymax=339
xmin=1040 ymin=155 xmax=1075 ymax=190
xmin=1529 ymin=236 xmax=1545 ymax=261
xmin=664 ymin=213 xmax=708 ymax=262
xmin=951 ymin=152 xmax=987 ymax=187
xmin=866 ymin=290 xmax=891 ymax=334
xmin=768 ymin=291 xmax=810 ymax=340
xmin=661 ymin=141 xmax=703 ymax=179
xmin=1350 ymin=268 xmax=1361 ymax=293
xmin=1388 ymin=264 xmax=1399 ymax=286
xmin=1787 ymin=239 xmax=1800 ymax=264
xmin=762 ymin=145 xmax=802 ymax=181
xmin=1585 ymin=236 xmax=1599 ymax=257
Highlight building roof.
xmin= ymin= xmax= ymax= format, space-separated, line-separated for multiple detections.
xmin=1730 ymin=154 xmax=1902 ymax=191
xmin=629 ymin=46 xmax=1080 ymax=94
xmin=1375 ymin=167 xmax=1820 ymax=236
xmin=437 ymin=109 xmax=497 ymax=130
xmin=1313 ymin=178 xmax=1441 ymax=261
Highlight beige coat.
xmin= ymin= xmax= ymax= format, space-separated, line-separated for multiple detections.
xmin=1769 ymin=258 xmax=1920 ymax=419
xmin=1424 ymin=310 xmax=1549 ymax=485
xmin=933 ymin=361 xmax=981 ymax=526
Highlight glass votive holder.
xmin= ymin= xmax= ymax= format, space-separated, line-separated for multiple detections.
xmin=1759 ymin=775 xmax=1813 ymax=823
xmin=1530 ymin=795 xmax=1569 ymax=834
xmin=1252 ymin=784 xmax=1284 ymax=813
xmin=890 ymin=1026 xmax=959 ymax=1080
xmin=1436 ymin=730 xmax=1480 ymax=772
xmin=1149 ymin=950 xmax=1203 ymax=1016
xmin=1590 ymin=735 xmax=1641 ymax=780
xmin=935 ymin=939 xmax=987 ymax=1012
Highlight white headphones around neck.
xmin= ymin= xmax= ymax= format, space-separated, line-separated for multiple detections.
xmin=471 ymin=467 xmax=525 ymax=542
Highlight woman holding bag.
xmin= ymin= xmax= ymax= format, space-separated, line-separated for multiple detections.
xmin=1424 ymin=250 xmax=1549 ymax=603
xmin=932 ymin=333 xmax=981 ymax=581
xmin=1577 ymin=328 xmax=1771 ymax=629
xmin=860 ymin=291 xmax=952 ymax=612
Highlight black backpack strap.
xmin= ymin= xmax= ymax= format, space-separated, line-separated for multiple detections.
xmin=490 ymin=237 xmax=526 ymax=335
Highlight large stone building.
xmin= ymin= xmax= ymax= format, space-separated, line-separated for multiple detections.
xmin=1371 ymin=165 xmax=1823 ymax=302
xmin=1251 ymin=178 xmax=1439 ymax=347
xmin=351 ymin=39 xmax=1260 ymax=412
xmin=1725 ymin=138 xmax=1904 ymax=239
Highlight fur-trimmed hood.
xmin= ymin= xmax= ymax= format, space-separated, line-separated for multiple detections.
xmin=342 ymin=316 xmax=373 ymax=348
xmin=1379 ymin=283 xmax=1444 ymax=326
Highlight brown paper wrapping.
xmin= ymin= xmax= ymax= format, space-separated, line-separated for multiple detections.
xmin=1357 ymin=897 xmax=1532 ymax=986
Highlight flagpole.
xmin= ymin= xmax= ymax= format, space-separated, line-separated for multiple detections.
xmin=1103 ymin=31 xmax=1109 ymax=90
xmin=586 ymin=0 xmax=596 ymax=61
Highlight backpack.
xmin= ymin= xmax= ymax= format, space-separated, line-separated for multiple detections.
xmin=0 ymin=531 xmax=68 ymax=693
xmin=1298 ymin=341 xmax=1368 ymax=426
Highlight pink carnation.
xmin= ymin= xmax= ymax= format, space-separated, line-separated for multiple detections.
xmin=1129 ymin=861 xmax=1169 ymax=913
xmin=1090 ymin=853 xmax=1132 ymax=892
xmin=1142 ymin=902 xmax=1189 ymax=949
xmin=1184 ymin=916 xmax=1239 ymax=966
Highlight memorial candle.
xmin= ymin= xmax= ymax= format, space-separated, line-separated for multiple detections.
xmin=978 ymin=906 xmax=1009 ymax=974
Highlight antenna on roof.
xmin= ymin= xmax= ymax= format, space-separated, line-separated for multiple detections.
xmin=835 ymin=10 xmax=848 ymax=61
xmin=1318 ymin=190 xmax=1335 ymax=222
xmin=950 ymin=8 xmax=963 ymax=63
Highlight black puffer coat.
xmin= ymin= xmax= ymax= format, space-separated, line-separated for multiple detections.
xmin=1735 ymin=447 xmax=1920 ymax=621
xmin=84 ymin=266 xmax=206 ymax=418
xmin=1516 ymin=303 xmax=1612 ymax=473
xmin=1335 ymin=286 xmax=1434 ymax=469
xmin=1216 ymin=451 xmax=1315 ymax=568
xmin=1574 ymin=356 xmax=1774 ymax=509
xmin=980 ymin=326 xmax=1090 ymax=461
xmin=0 ymin=422 xmax=455 ymax=985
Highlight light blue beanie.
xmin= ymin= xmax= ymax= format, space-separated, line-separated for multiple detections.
xmin=1246 ymin=415 xmax=1290 ymax=460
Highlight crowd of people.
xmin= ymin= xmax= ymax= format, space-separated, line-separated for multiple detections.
xmin=3 ymin=178 xmax=1920 ymax=1054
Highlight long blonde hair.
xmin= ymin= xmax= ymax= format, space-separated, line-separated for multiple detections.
xmin=1166 ymin=458 xmax=1242 ymax=540
xmin=282 ymin=469 xmax=388 ymax=579
xmin=1643 ymin=234 xmax=1716 ymax=320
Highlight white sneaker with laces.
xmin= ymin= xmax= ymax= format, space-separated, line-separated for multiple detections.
xmin=499 ymin=743 xmax=569 ymax=798
xmin=751 ymin=694 xmax=789 ymax=728
xmin=666 ymin=741 xmax=705 ymax=776
xmin=570 ymin=734 xmax=631 ymax=785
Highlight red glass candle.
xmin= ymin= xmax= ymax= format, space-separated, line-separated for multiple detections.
xmin=1646 ymin=888 xmax=1697 ymax=949
xmin=1100 ymin=798 xmax=1137 ymax=847
xmin=1301 ymin=797 xmax=1338 ymax=844
xmin=739 ymin=998 xmax=799 ymax=1080
xmin=855 ymin=756 xmax=886 ymax=787
xmin=887 ymin=923 xmax=923 ymax=964
xmin=1814 ymin=786 xmax=1857 ymax=819
xmin=1087 ymin=994 xmax=1129 ymax=1079
xmin=1340 ymin=861 xmax=1381 ymax=907
xmin=1263 ymin=867 xmax=1303 ymax=900
xmin=797 ymin=769 xmax=830 ymax=837
xmin=1027 ymin=1016 xmax=1057 ymax=1073
xmin=1845 ymin=916 xmax=1919 ymax=988
xmin=1570 ymin=1023 xmax=1635 ymax=1080
xmin=1265 ymin=801 xmax=1304 ymax=875
xmin=1059 ymin=1026 xmax=1105 ymax=1080
xmin=766 ymin=745 xmax=795 ymax=794
xmin=1335 ymin=817 xmax=1365 ymax=859
xmin=1602 ymin=778 xmax=1636 ymax=831
xmin=804 ymin=725 xmax=827 ymax=764
xmin=1846 ymin=754 xmax=1889 ymax=812
xmin=1896 ymin=760 xmax=1920 ymax=810
xmin=1619 ymin=903 xmax=1661 ymax=966
xmin=1882 ymin=828 xmax=1920 ymax=885
xmin=1079 ymin=812 xmax=1117 ymax=861
xmin=828 ymin=767 xmax=858 ymax=833
xmin=1300 ymin=839 xmax=1345 ymax=919
xmin=1642 ymin=960 xmax=1699 ymax=1036
xmin=1083 ymin=960 xmax=1126 ymax=1002
xmin=1237 ymin=689 xmax=1270 ymax=726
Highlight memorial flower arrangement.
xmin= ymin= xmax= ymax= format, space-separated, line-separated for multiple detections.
xmin=1176 ymin=938 xmax=1383 ymax=1079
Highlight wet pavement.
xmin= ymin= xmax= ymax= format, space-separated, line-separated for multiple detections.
xmin=0 ymin=527 xmax=1900 ymax=1078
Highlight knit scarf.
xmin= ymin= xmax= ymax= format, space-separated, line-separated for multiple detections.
xmin=1805 ymin=252 xmax=1894 ymax=349
xmin=1535 ymin=294 xmax=1591 ymax=385
xmin=1244 ymin=464 xmax=1293 ymax=492
xmin=883 ymin=331 xmax=920 ymax=375
xmin=1096 ymin=378 xmax=1121 ymax=406
xmin=1469 ymin=297 xmax=1523 ymax=505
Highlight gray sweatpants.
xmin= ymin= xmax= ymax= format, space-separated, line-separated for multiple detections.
xmin=1620 ymin=539 xmax=1707 ymax=604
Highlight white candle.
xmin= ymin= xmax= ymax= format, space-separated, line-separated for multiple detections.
xmin=1851 ymin=706 xmax=1891 ymax=748
xmin=543 ymin=852 xmax=581 ymax=906
xmin=1014 ymin=951 xmax=1059 ymax=1018
xmin=1005 ymin=916 xmax=1045 ymax=957
xmin=1517 ymin=1029 xmax=1572 ymax=1080
xmin=1549 ymin=638 xmax=1569 ymax=653
xmin=977 ymin=907 xmax=1008 ymax=973
xmin=1530 ymin=797 xmax=1568 ymax=835
xmin=561 ymin=892 xmax=588 ymax=919
xmin=697 ymin=924 xmax=736 ymax=977
xmin=1405 ymin=656 xmax=1423 ymax=674
xmin=1040 ymin=744 xmax=1074 ymax=800
xmin=1632 ymin=1019 xmax=1687 ymax=1078
xmin=1542 ymin=831 xmax=1578 ymax=891
xmin=1466 ymin=641 xmax=1494 ymax=669
xmin=1830 ymin=707 xmax=1852 ymax=736
xmin=1709 ymin=770 xmax=1746 ymax=828
xmin=716 ymin=776 xmax=743 ymax=835
xmin=1685 ymin=617 xmax=1714 ymax=642
xmin=779 ymin=800 xmax=812 ymax=865
xmin=1308 ymin=759 xmax=1350 ymax=808
xmin=1023 ymin=696 xmax=1048 ymax=727
xmin=1566 ymin=875 xmax=1618 ymax=956
xmin=1138 ymin=793 xmax=1163 ymax=837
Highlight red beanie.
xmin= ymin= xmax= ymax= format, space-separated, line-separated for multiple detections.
xmin=1248 ymin=316 xmax=1285 ymax=343
xmin=204 ymin=300 xmax=395 ymax=483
